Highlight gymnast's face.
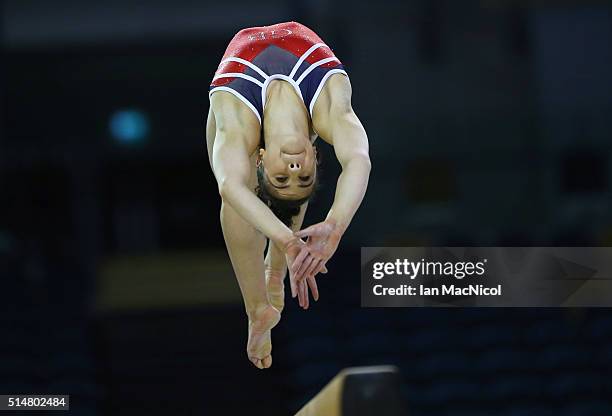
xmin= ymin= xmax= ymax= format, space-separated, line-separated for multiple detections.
xmin=258 ymin=135 xmax=317 ymax=200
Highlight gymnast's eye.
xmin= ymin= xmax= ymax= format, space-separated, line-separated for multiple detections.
xmin=275 ymin=176 xmax=288 ymax=183
xmin=299 ymin=176 xmax=310 ymax=182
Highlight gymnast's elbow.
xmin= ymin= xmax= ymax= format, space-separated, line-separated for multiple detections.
xmin=217 ymin=179 xmax=232 ymax=200
xmin=217 ymin=178 xmax=243 ymax=201
xmin=346 ymin=152 xmax=371 ymax=174
xmin=361 ymin=153 xmax=372 ymax=173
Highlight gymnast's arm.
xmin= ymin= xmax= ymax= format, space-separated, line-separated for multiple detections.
xmin=265 ymin=203 xmax=308 ymax=273
xmin=311 ymin=74 xmax=371 ymax=236
xmin=317 ymin=75 xmax=371 ymax=231
xmin=210 ymin=94 xmax=296 ymax=250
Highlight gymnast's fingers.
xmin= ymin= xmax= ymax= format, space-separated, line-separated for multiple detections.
xmin=301 ymin=280 xmax=309 ymax=309
xmin=290 ymin=275 xmax=298 ymax=298
xmin=296 ymin=255 xmax=315 ymax=282
xmin=290 ymin=246 xmax=310 ymax=277
xmin=307 ymin=275 xmax=319 ymax=302
xmin=313 ymin=261 xmax=328 ymax=276
xmin=297 ymin=280 xmax=304 ymax=307
xmin=305 ymin=258 xmax=322 ymax=280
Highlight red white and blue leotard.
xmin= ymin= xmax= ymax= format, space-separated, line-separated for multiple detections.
xmin=209 ymin=21 xmax=347 ymax=124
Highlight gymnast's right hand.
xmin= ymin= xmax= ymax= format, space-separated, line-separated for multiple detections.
xmin=284 ymin=237 xmax=320 ymax=309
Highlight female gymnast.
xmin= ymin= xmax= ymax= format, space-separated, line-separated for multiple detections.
xmin=206 ymin=22 xmax=370 ymax=369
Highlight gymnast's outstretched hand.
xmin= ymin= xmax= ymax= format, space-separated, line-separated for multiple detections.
xmin=284 ymin=237 xmax=320 ymax=309
xmin=293 ymin=219 xmax=343 ymax=281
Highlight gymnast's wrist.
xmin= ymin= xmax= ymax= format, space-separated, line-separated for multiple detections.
xmin=280 ymin=235 xmax=302 ymax=254
xmin=325 ymin=217 xmax=347 ymax=238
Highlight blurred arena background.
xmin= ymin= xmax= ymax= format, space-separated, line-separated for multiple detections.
xmin=1 ymin=0 xmax=612 ymax=415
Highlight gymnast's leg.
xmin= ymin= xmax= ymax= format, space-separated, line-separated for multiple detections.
xmin=220 ymin=201 xmax=280 ymax=369
xmin=264 ymin=203 xmax=308 ymax=313
xmin=207 ymin=107 xmax=278 ymax=368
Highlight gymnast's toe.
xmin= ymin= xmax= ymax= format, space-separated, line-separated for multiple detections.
xmin=262 ymin=355 xmax=272 ymax=368
xmin=250 ymin=357 xmax=264 ymax=369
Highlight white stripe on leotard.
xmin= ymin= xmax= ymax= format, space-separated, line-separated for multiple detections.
xmin=296 ymin=57 xmax=340 ymax=85
xmin=308 ymin=69 xmax=348 ymax=117
xmin=261 ymin=74 xmax=304 ymax=113
xmin=219 ymin=57 xmax=269 ymax=81
xmin=289 ymin=42 xmax=328 ymax=79
xmin=212 ymin=72 xmax=264 ymax=87
xmin=209 ymin=86 xmax=261 ymax=124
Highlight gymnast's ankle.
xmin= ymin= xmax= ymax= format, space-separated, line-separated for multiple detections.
xmin=246 ymin=303 xmax=274 ymax=321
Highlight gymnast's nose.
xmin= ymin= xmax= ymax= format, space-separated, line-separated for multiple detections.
xmin=282 ymin=151 xmax=305 ymax=171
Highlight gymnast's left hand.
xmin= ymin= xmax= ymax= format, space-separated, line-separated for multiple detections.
xmin=292 ymin=219 xmax=343 ymax=282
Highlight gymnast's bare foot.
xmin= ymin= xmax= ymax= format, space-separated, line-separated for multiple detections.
xmin=247 ymin=304 xmax=280 ymax=369
xmin=266 ymin=269 xmax=286 ymax=313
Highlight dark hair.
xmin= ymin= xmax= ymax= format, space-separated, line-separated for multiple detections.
xmin=255 ymin=163 xmax=318 ymax=227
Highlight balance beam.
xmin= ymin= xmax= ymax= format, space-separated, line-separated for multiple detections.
xmin=295 ymin=366 xmax=406 ymax=416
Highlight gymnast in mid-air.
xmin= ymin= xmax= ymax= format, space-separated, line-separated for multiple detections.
xmin=206 ymin=21 xmax=370 ymax=369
